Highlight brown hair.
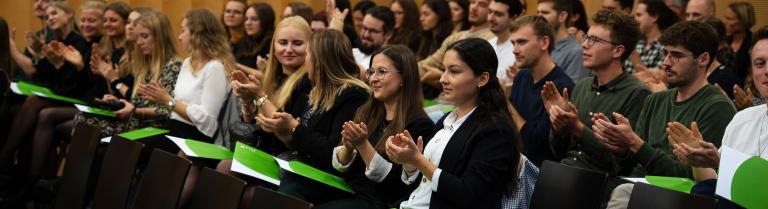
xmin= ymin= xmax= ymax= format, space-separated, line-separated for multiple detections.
xmin=591 ymin=9 xmax=640 ymax=62
xmin=352 ymin=45 xmax=426 ymax=155
xmin=185 ymin=9 xmax=237 ymax=77
xmin=510 ymin=15 xmax=555 ymax=52
xmin=307 ymin=29 xmax=370 ymax=112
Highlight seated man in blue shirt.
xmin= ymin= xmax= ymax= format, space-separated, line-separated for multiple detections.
xmin=508 ymin=15 xmax=575 ymax=166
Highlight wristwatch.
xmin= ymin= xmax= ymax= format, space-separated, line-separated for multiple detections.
xmin=167 ymin=98 xmax=177 ymax=109
xmin=254 ymin=95 xmax=268 ymax=107
xmin=114 ymin=82 xmax=124 ymax=91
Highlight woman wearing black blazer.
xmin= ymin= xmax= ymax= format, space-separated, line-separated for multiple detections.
xmin=385 ymin=38 xmax=520 ymax=209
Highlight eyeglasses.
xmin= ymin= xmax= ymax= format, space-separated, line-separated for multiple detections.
xmin=582 ymin=34 xmax=620 ymax=47
xmin=366 ymin=68 xmax=398 ymax=80
xmin=361 ymin=26 xmax=384 ymax=35
xmin=662 ymin=49 xmax=694 ymax=65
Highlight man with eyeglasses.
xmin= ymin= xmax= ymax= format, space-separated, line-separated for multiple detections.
xmin=543 ymin=9 xmax=650 ymax=176
xmin=353 ymin=6 xmax=394 ymax=70
xmin=592 ymin=21 xmax=736 ymax=209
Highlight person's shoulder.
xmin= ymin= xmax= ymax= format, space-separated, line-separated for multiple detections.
xmin=731 ymin=105 xmax=767 ymax=124
xmin=551 ymin=66 xmax=575 ymax=86
xmin=699 ymin=85 xmax=733 ymax=104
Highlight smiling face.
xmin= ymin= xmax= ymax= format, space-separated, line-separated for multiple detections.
xmin=79 ymin=8 xmax=104 ymax=39
xmin=360 ymin=15 xmax=389 ymax=53
xmin=46 ymin=6 xmax=72 ymax=30
xmin=223 ymin=1 xmax=246 ymax=28
xmin=125 ymin=11 xmax=141 ymax=41
xmin=103 ymin=10 xmax=126 ymax=37
xmin=134 ymin=24 xmax=154 ymax=55
xmin=369 ymin=54 xmax=403 ymax=103
xmin=751 ymin=40 xmax=768 ymax=99
xmin=274 ymin=26 xmax=308 ymax=70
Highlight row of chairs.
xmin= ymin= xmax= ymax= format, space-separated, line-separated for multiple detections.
xmin=54 ymin=123 xmax=313 ymax=209
xmin=530 ymin=161 xmax=717 ymax=209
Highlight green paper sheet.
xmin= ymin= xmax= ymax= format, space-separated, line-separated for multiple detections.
xmin=75 ymin=104 xmax=115 ymax=117
xmin=117 ymin=127 xmax=169 ymax=140
xmin=231 ymin=142 xmax=281 ymax=185
xmin=167 ymin=136 xmax=233 ymax=160
xmin=287 ymin=161 xmax=355 ymax=193
xmin=644 ymin=176 xmax=694 ymax=193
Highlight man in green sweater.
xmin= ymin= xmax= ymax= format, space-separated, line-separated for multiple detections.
xmin=597 ymin=21 xmax=737 ymax=209
xmin=544 ymin=10 xmax=651 ymax=175
xmin=592 ymin=20 xmax=736 ymax=179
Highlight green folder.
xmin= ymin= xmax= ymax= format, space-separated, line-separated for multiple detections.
xmin=229 ymin=143 xmax=355 ymax=193
xmin=716 ymin=146 xmax=768 ymax=209
xmin=117 ymin=127 xmax=170 ymax=140
xmin=644 ymin=176 xmax=694 ymax=193
xmin=287 ymin=161 xmax=355 ymax=193
xmin=75 ymin=104 xmax=115 ymax=117
xmin=231 ymin=142 xmax=281 ymax=185
xmin=11 ymin=81 xmax=86 ymax=104
xmin=167 ymin=136 xmax=233 ymax=160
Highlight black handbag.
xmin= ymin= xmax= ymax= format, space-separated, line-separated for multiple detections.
xmin=228 ymin=120 xmax=262 ymax=147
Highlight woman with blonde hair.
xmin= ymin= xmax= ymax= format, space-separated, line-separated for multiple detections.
xmin=260 ymin=29 xmax=379 ymax=208
xmin=138 ymin=9 xmax=234 ymax=208
xmin=216 ymin=15 xmax=312 ymax=209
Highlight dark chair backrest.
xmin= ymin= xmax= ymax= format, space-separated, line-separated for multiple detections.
xmin=92 ymin=136 xmax=145 ymax=209
xmin=627 ymin=183 xmax=717 ymax=209
xmin=529 ymin=160 xmax=609 ymax=209
xmin=250 ymin=186 xmax=312 ymax=209
xmin=128 ymin=149 xmax=191 ymax=209
xmin=186 ymin=167 xmax=247 ymax=209
xmin=54 ymin=123 xmax=102 ymax=209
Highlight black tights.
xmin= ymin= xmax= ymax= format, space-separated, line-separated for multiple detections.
xmin=0 ymin=96 xmax=64 ymax=172
xmin=28 ymin=107 xmax=78 ymax=180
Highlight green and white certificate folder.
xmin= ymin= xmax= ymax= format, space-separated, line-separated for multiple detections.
xmin=166 ymin=136 xmax=233 ymax=160
xmin=716 ymin=146 xmax=768 ymax=209
xmin=230 ymin=142 xmax=354 ymax=193
xmin=10 ymin=81 xmax=86 ymax=104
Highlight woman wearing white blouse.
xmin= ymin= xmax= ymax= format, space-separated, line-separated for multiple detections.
xmin=384 ymin=38 xmax=520 ymax=209
xmin=138 ymin=9 xmax=236 ymax=208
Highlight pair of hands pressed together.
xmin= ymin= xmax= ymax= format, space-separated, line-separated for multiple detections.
xmin=229 ymin=69 xmax=298 ymax=136
xmin=340 ymin=120 xmax=425 ymax=172
xmin=541 ymin=81 xmax=583 ymax=137
xmin=107 ymin=82 xmax=171 ymax=120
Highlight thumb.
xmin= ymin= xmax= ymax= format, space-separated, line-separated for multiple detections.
xmin=746 ymin=87 xmax=753 ymax=97
xmin=691 ymin=122 xmax=702 ymax=139
xmin=613 ymin=112 xmax=629 ymax=125
xmin=563 ymin=88 xmax=569 ymax=100
xmin=416 ymin=136 xmax=424 ymax=151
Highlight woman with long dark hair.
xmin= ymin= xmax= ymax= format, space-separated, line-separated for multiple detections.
xmin=234 ymin=3 xmax=275 ymax=73
xmin=386 ymin=38 xmax=520 ymax=209
xmin=333 ymin=45 xmax=435 ymax=207
xmin=448 ymin=0 xmax=470 ymax=33
xmin=389 ymin=0 xmax=421 ymax=53
xmin=415 ymin=0 xmax=452 ymax=60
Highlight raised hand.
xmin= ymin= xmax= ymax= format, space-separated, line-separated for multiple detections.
xmin=592 ymin=112 xmax=640 ymax=154
xmin=505 ymin=65 xmax=518 ymax=85
xmin=541 ymin=81 xmax=570 ymax=112
xmin=56 ymin=43 xmax=84 ymax=70
xmin=385 ymin=130 xmax=424 ymax=165
xmin=672 ymin=141 xmax=720 ymax=168
xmin=666 ymin=121 xmax=702 ymax=147
xmin=25 ymin=31 xmax=44 ymax=56
xmin=230 ymin=70 xmax=262 ymax=100
xmin=733 ymin=84 xmax=753 ymax=110
xmin=256 ymin=55 xmax=268 ymax=71
xmin=326 ymin=0 xmax=349 ymax=31
xmin=341 ymin=121 xmax=368 ymax=148
xmin=549 ymin=102 xmax=583 ymax=136
xmin=137 ymin=82 xmax=172 ymax=104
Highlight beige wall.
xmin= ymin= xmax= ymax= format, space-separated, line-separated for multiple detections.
xmin=2 ymin=0 xmax=766 ymax=53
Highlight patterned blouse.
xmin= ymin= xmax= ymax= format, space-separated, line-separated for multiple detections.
xmin=73 ymin=59 xmax=182 ymax=137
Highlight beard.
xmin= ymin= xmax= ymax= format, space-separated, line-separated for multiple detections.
xmin=358 ymin=42 xmax=381 ymax=55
